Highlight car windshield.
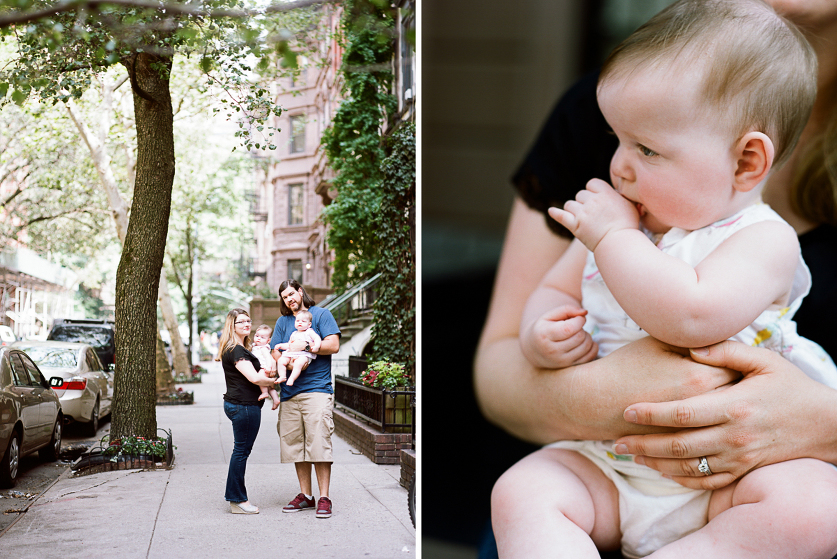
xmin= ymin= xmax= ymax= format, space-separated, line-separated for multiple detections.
xmin=50 ymin=326 xmax=111 ymax=347
xmin=19 ymin=347 xmax=79 ymax=368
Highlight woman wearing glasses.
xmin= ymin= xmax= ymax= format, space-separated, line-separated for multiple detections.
xmin=215 ymin=308 xmax=281 ymax=514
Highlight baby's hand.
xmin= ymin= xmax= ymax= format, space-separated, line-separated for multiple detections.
xmin=275 ymin=343 xmax=288 ymax=351
xmin=520 ymin=305 xmax=598 ymax=369
xmin=549 ymin=179 xmax=639 ymax=251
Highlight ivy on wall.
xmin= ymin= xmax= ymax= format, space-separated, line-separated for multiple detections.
xmin=370 ymin=123 xmax=415 ymax=375
xmin=321 ymin=0 xmax=397 ymax=292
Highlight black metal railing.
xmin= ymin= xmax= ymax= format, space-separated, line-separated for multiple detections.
xmin=348 ymin=355 xmax=368 ymax=379
xmin=334 ymin=376 xmax=414 ymax=434
xmin=322 ymin=273 xmax=381 ymax=326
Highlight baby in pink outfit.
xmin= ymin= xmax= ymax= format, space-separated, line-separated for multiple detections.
xmin=251 ymin=324 xmax=280 ymax=409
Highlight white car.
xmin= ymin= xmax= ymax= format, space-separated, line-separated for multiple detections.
xmin=13 ymin=341 xmax=113 ymax=436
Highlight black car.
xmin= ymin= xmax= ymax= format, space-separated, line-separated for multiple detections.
xmin=47 ymin=319 xmax=115 ymax=369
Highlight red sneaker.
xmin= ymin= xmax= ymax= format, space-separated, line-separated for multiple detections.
xmin=282 ymin=493 xmax=315 ymax=513
xmin=316 ymin=496 xmax=332 ymax=518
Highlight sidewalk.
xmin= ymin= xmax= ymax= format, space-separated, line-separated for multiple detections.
xmin=0 ymin=361 xmax=416 ymax=558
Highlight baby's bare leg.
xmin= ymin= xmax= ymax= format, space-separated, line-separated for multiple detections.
xmin=491 ymin=448 xmax=621 ymax=559
xmin=276 ymin=357 xmax=290 ymax=381
xmin=257 ymin=384 xmax=270 ymax=401
xmin=648 ymin=458 xmax=837 ymax=558
xmin=286 ymin=357 xmax=309 ymax=386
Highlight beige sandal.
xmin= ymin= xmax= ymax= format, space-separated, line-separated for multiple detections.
xmin=230 ymin=501 xmax=259 ymax=514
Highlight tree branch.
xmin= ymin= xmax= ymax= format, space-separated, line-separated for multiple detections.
xmin=0 ymin=0 xmax=332 ymax=28
xmin=20 ymin=207 xmax=93 ymax=227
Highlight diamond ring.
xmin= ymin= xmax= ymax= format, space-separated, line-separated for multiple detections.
xmin=698 ymin=456 xmax=712 ymax=476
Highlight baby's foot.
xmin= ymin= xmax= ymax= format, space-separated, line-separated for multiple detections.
xmin=271 ymin=399 xmax=280 ymax=411
xmin=258 ymin=393 xmax=269 ymax=401
xmin=276 ymin=376 xmax=286 ymax=384
xmin=287 ymin=378 xmax=294 ymax=386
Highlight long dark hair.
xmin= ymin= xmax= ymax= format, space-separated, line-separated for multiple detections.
xmin=278 ymin=279 xmax=316 ymax=316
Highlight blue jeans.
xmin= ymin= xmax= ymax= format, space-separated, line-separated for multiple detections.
xmin=224 ymin=401 xmax=261 ymax=503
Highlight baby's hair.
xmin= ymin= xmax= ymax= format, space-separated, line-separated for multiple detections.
xmin=599 ymin=0 xmax=817 ymax=170
xmin=255 ymin=324 xmax=272 ymax=335
xmin=296 ymin=310 xmax=313 ymax=322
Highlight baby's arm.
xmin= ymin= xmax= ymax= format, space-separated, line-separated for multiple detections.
xmin=520 ymin=239 xmax=598 ymax=369
xmin=308 ymin=329 xmax=322 ymax=352
xmin=553 ymin=182 xmax=799 ymax=347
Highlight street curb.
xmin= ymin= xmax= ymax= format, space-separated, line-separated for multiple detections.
xmin=0 ymin=464 xmax=71 ymax=539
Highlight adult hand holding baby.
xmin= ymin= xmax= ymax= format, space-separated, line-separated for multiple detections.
xmin=615 ymin=340 xmax=837 ymax=491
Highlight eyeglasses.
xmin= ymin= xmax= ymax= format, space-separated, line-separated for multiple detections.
xmin=235 ymin=319 xmax=252 ymax=325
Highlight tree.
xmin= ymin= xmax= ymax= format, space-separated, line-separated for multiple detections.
xmin=370 ymin=122 xmax=415 ymax=375
xmin=64 ymin=73 xmax=192 ymax=384
xmin=0 ymin=0 xmax=318 ymax=439
xmin=166 ymin=125 xmax=249 ymax=359
xmin=321 ymin=0 xmax=397 ymax=292
xmin=0 ymin=101 xmax=114 ymax=255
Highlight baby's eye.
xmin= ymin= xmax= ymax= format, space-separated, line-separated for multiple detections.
xmin=638 ymin=144 xmax=658 ymax=157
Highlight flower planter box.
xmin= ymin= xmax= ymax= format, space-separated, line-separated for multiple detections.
xmin=334 ymin=376 xmax=414 ymax=434
xmin=71 ymin=430 xmax=175 ymax=476
xmin=156 ymin=389 xmax=194 ymax=405
xmin=173 ymin=374 xmax=202 ymax=384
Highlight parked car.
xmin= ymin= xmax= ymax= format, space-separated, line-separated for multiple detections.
xmin=14 ymin=341 xmax=113 ymax=436
xmin=0 ymin=326 xmax=16 ymax=346
xmin=47 ymin=319 xmax=115 ymax=369
xmin=0 ymin=346 xmax=63 ymax=488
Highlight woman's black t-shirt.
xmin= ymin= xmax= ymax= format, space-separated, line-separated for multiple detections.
xmin=512 ymin=71 xmax=837 ymax=359
xmin=221 ymin=344 xmax=265 ymax=407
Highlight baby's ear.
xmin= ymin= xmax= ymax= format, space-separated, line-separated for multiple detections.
xmin=734 ymin=131 xmax=774 ymax=192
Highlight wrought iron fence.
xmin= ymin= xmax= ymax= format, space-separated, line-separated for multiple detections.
xmin=334 ymin=375 xmax=415 ymax=434
xmin=348 ymin=355 xmax=368 ymax=379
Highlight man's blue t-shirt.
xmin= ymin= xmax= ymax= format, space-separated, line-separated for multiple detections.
xmin=269 ymin=306 xmax=341 ymax=401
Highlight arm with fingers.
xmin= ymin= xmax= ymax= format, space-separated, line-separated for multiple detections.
xmin=613 ymin=341 xmax=837 ymax=490
xmin=235 ymin=358 xmax=282 ymax=387
xmin=475 ymin=198 xmax=738 ymax=444
xmin=520 ymin=239 xmax=598 ymax=369
xmin=551 ymin=180 xmax=801 ymax=348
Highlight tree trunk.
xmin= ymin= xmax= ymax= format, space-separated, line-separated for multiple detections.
xmin=112 ymin=52 xmax=175 ymax=440
xmin=65 ymin=85 xmax=190 ymax=384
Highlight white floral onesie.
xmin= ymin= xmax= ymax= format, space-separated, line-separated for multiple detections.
xmin=547 ymin=202 xmax=837 ymax=558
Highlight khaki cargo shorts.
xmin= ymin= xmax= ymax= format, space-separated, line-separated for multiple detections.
xmin=276 ymin=392 xmax=334 ymax=463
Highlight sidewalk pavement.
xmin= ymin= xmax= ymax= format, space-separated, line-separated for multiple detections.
xmin=0 ymin=360 xmax=416 ymax=558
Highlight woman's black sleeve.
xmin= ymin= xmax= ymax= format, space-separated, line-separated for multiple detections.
xmin=511 ymin=71 xmax=618 ymax=238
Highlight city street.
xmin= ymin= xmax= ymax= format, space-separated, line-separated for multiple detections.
xmin=0 ymin=418 xmax=103 ymax=535
xmin=0 ymin=361 xmax=416 ymax=557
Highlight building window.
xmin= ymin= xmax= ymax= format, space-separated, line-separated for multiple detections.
xmin=288 ymin=183 xmax=304 ymax=225
xmin=287 ymin=259 xmax=303 ymax=283
xmin=290 ymin=115 xmax=305 ymax=154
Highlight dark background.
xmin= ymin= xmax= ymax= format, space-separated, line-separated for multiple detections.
xmin=421 ymin=1 xmax=677 ymax=555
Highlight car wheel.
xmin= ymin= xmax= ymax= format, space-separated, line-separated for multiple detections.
xmin=40 ymin=418 xmax=62 ymax=462
xmin=86 ymin=399 xmax=100 ymax=437
xmin=0 ymin=431 xmax=21 ymax=488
